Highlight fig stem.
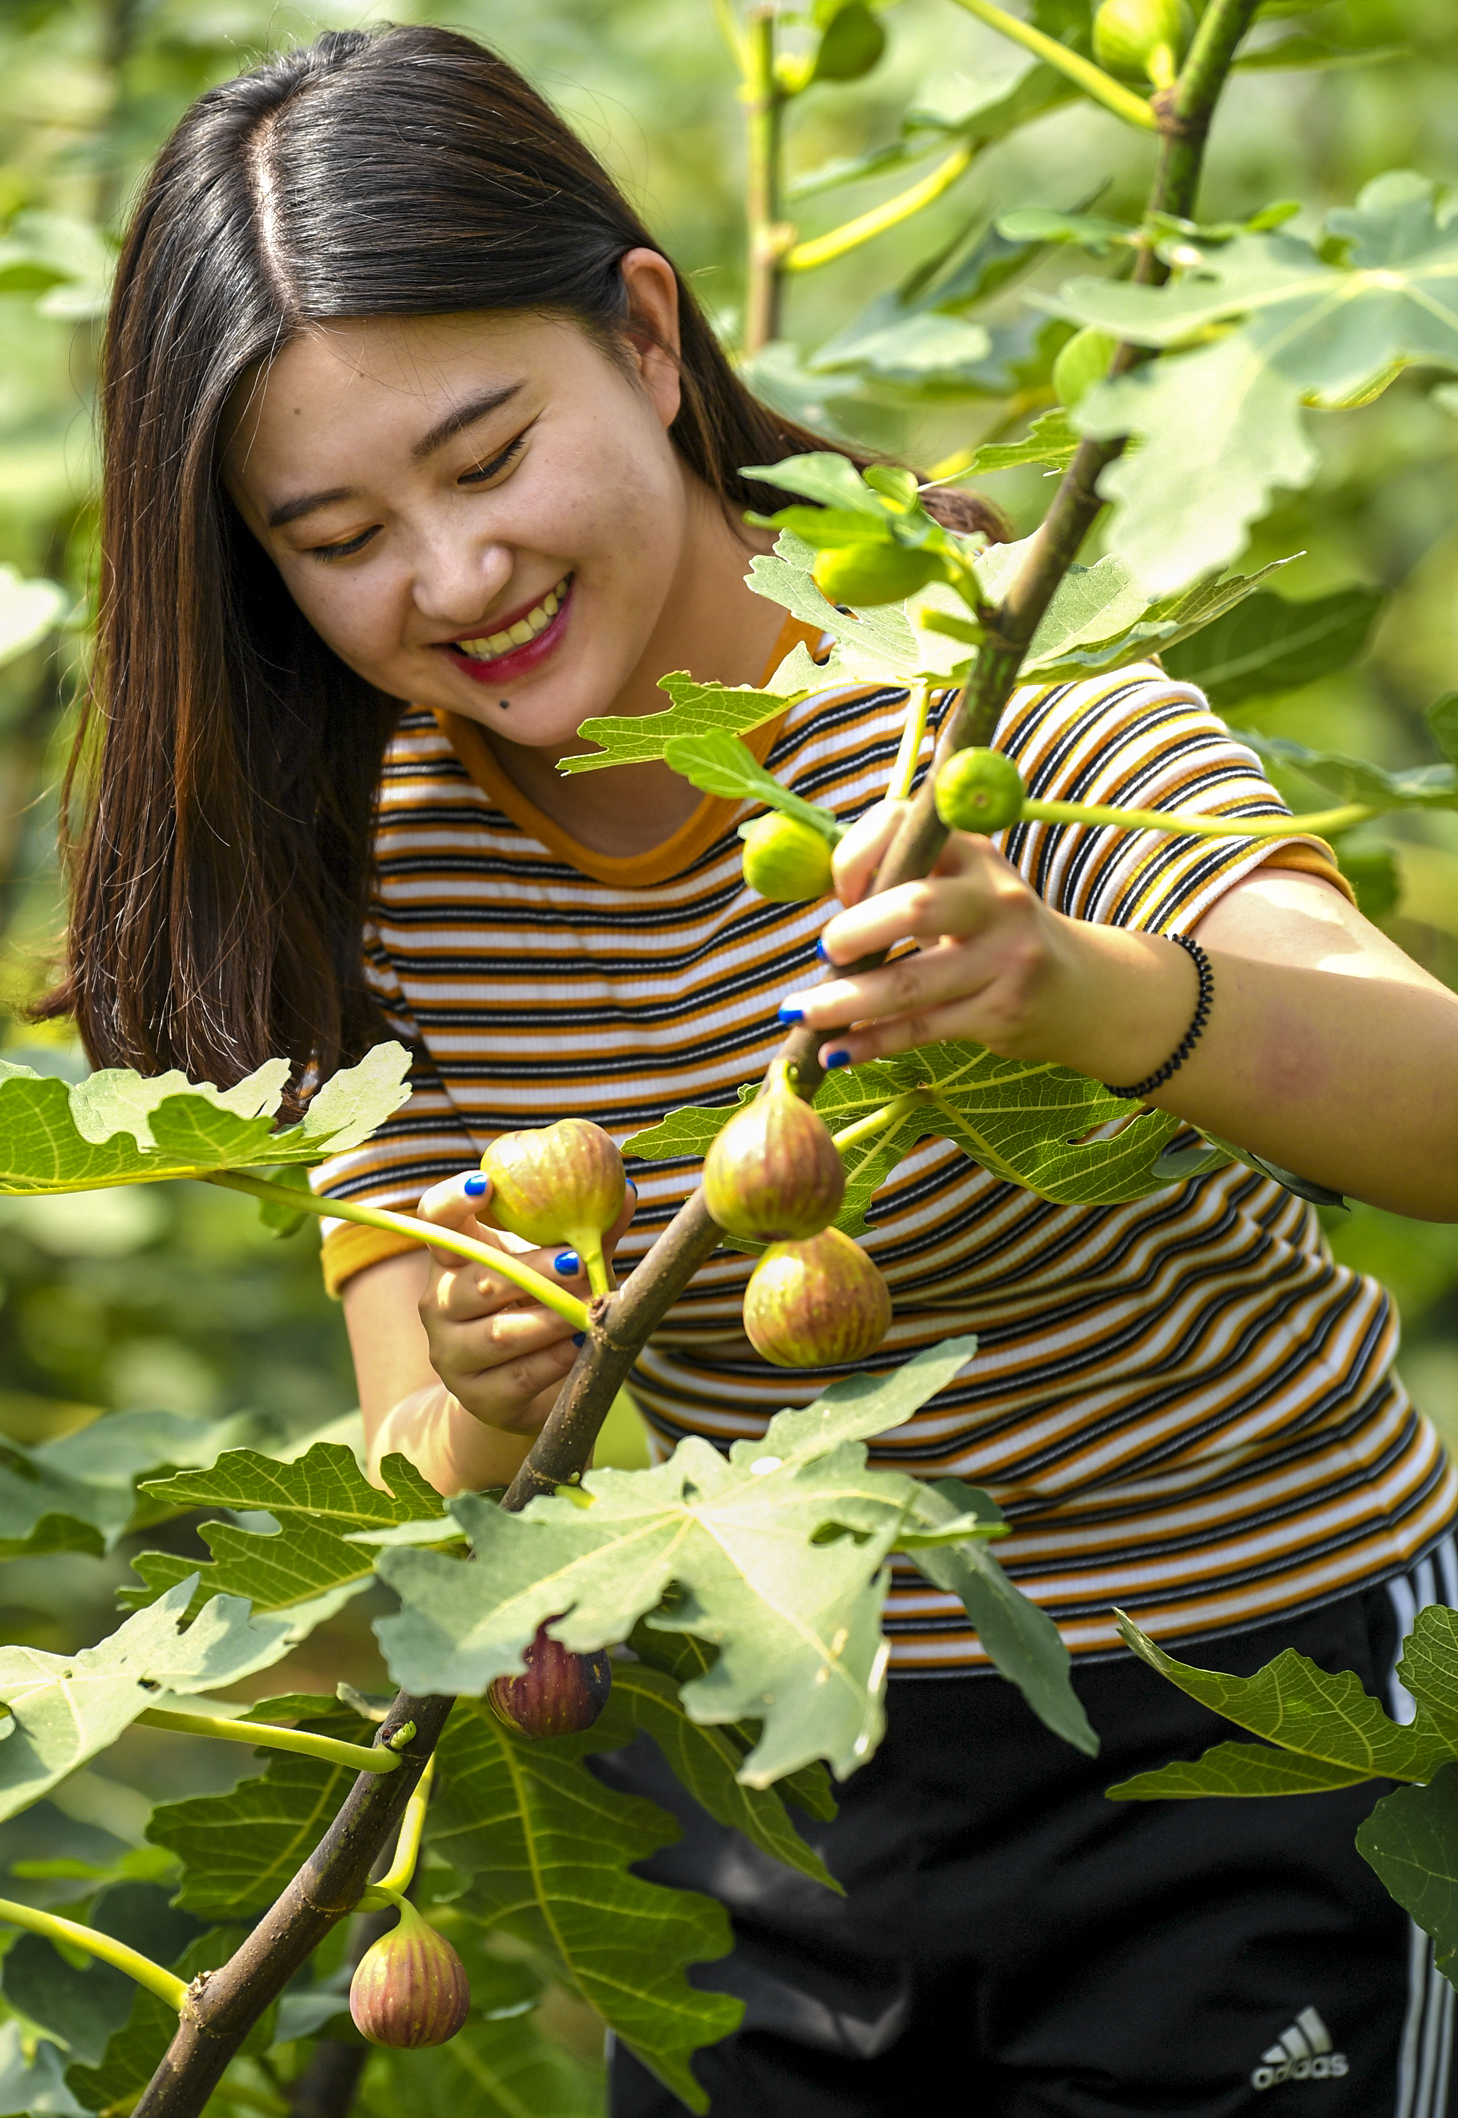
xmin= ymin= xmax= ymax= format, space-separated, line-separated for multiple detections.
xmin=202 ymin=1172 xmax=591 ymax=1328
xmin=1018 ymin=797 xmax=1374 ymax=842
xmin=366 ymin=1757 xmax=436 ymax=1901
xmin=829 ymin=1090 xmax=935 ymax=1157
xmin=136 ymin=1708 xmax=402 ymax=1776
xmin=887 ymin=680 xmax=936 ymax=804
xmin=0 ymin=1894 xmax=187 ymax=2011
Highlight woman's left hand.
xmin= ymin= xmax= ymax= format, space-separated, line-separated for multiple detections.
xmin=778 ymin=813 xmax=1173 ymax=1074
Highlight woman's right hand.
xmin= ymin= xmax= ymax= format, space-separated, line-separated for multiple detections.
xmin=413 ymin=1172 xmax=637 ymax=1435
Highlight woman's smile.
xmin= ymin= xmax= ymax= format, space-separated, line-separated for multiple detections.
xmin=439 ymin=573 xmax=574 ymax=688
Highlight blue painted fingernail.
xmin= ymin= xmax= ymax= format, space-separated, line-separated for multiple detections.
xmin=572 ymin=1331 xmax=586 ymax=1347
xmin=554 ymin=1250 xmax=580 ymax=1276
xmin=463 ymin=1173 xmax=488 ymax=1197
xmin=627 ymin=1180 xmax=638 ymax=1196
xmin=825 ymin=1049 xmax=852 ymax=1070
xmin=816 ymin=938 xmax=835 ymax=964
xmin=777 ymin=1004 xmax=804 ymax=1024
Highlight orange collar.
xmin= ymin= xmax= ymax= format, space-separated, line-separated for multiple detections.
xmin=432 ymin=609 xmax=819 ymax=888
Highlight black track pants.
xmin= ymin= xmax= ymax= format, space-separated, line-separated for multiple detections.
xmin=601 ymin=1552 xmax=1457 ymax=2117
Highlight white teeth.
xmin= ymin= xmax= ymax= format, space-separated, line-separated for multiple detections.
xmin=451 ymin=576 xmax=571 ymax=663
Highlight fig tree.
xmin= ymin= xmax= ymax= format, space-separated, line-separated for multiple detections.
xmin=703 ymin=1061 xmax=845 ymax=1241
xmin=487 ymin=1620 xmax=614 ymax=1738
xmin=742 ymin=1225 xmax=892 ymax=1368
xmin=741 ymin=812 xmax=836 ymax=903
xmin=479 ymin=1118 xmax=625 ymax=1296
xmin=934 ymin=747 xmax=1026 ymax=836
xmin=1092 ymin=0 xmax=1192 ymax=88
xmin=349 ymin=1901 xmax=470 ymax=2048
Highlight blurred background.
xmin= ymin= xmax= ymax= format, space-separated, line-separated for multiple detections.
xmin=0 ymin=0 xmax=1453 ymax=1800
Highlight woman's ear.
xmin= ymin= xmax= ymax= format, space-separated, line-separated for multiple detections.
xmin=619 ymin=247 xmax=682 ymax=430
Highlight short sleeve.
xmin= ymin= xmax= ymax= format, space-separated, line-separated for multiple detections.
xmin=992 ymin=663 xmax=1354 ymax=933
xmin=312 ymin=933 xmax=480 ymax=1295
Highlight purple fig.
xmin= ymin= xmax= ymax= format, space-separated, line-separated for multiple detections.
xmin=743 ymin=1226 xmax=892 ymax=1368
xmin=703 ymin=1063 xmax=845 ymax=1242
xmin=487 ymin=1620 xmax=614 ymax=1739
xmin=479 ymin=1118 xmax=625 ymax=1296
xmin=349 ymin=1901 xmax=470 ymax=2048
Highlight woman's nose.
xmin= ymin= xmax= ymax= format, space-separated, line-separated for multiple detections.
xmin=411 ymin=530 xmax=513 ymax=626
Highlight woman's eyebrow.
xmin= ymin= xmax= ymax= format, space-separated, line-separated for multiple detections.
xmin=265 ymin=383 xmax=527 ymax=529
xmin=411 ymin=381 xmax=524 ymax=462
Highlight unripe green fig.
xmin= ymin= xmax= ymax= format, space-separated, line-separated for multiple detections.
xmin=349 ymin=1901 xmax=470 ymax=2048
xmin=934 ymin=747 xmax=1026 ymax=835
xmin=480 ymin=1118 xmax=625 ymax=1297
xmin=1052 ymin=326 xmax=1120 ymax=409
xmin=812 ymin=540 xmax=945 ymax=608
xmin=487 ymin=1620 xmax=614 ymax=1739
xmin=743 ymin=1226 xmax=892 ymax=1368
xmin=741 ymin=813 xmax=836 ymax=903
xmin=1092 ymin=0 xmax=1193 ymax=87
xmin=703 ymin=1061 xmax=845 ymax=1242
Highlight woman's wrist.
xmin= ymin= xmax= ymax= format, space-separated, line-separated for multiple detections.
xmin=1037 ymin=918 xmax=1205 ymax=1092
xmin=368 ymin=1382 xmax=534 ymax=1496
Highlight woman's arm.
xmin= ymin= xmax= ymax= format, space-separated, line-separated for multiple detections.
xmin=342 ymin=1179 xmax=637 ymax=1493
xmin=780 ymin=807 xmax=1458 ymax=1222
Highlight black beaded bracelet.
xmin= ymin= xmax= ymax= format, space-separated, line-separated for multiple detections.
xmin=1103 ymin=933 xmax=1215 ymax=1101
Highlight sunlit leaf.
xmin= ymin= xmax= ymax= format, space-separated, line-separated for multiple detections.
xmin=0 ymin=1044 xmax=412 ymax=1196
xmin=0 ymin=566 xmax=67 ymax=668
xmin=1062 ymin=174 xmax=1458 ymax=588
xmin=562 ymin=672 xmax=794 ymax=775
xmin=1237 ymin=730 xmax=1458 ymax=812
xmin=0 ymin=1585 xmax=296 ymax=1824
xmin=662 ymin=732 xmax=841 ymax=840
xmin=953 ymin=406 xmax=1081 ymax=475
xmin=378 ymin=1344 xmax=991 ymax=1784
xmin=121 ymin=1445 xmax=451 ymax=1621
xmin=0 ymin=1410 xmax=238 ymax=1564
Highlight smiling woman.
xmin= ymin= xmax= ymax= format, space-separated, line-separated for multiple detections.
xmin=43 ymin=24 xmax=997 ymax=1094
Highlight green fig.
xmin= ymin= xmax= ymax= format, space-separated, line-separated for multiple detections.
xmin=1052 ymin=327 xmax=1120 ymax=410
xmin=349 ymin=1901 xmax=470 ymax=2048
xmin=487 ymin=1620 xmax=613 ymax=1738
xmin=742 ymin=1225 xmax=892 ymax=1368
xmin=479 ymin=1118 xmax=625 ymax=1296
xmin=812 ymin=539 xmax=946 ymax=608
xmin=934 ymin=747 xmax=1026 ymax=836
xmin=741 ymin=813 xmax=836 ymax=903
xmin=704 ymin=1061 xmax=845 ymax=1242
xmin=1092 ymin=0 xmax=1192 ymax=88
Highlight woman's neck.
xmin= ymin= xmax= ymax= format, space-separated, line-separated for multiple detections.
xmin=483 ymin=485 xmax=784 ymax=859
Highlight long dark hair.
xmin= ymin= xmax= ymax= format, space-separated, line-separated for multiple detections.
xmin=43 ymin=24 xmax=1001 ymax=1097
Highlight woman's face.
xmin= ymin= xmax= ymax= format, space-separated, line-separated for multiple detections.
xmin=221 ymin=257 xmax=699 ymax=753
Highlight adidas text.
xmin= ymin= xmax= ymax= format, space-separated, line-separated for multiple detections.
xmin=1252 ymin=2007 xmax=1348 ymax=2091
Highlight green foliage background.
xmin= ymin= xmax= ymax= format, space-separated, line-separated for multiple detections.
xmin=0 ymin=0 xmax=1457 ymax=2078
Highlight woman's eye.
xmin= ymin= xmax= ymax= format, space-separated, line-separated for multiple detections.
xmin=459 ymin=429 xmax=530 ymax=486
xmin=309 ymin=527 xmax=379 ymax=564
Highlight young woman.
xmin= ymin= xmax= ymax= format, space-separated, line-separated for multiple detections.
xmin=49 ymin=23 xmax=1458 ymax=2117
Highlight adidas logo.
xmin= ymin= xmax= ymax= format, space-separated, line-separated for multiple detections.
xmin=1251 ymin=2007 xmax=1349 ymax=2090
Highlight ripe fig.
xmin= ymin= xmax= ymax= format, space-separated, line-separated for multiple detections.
xmin=812 ymin=539 xmax=945 ymax=608
xmin=935 ymin=747 xmax=1026 ymax=836
xmin=487 ymin=1620 xmax=614 ymax=1739
xmin=349 ymin=1901 xmax=470 ymax=2049
xmin=740 ymin=813 xmax=836 ymax=903
xmin=1052 ymin=327 xmax=1120 ymax=410
xmin=480 ymin=1118 xmax=625 ymax=1296
xmin=743 ymin=1226 xmax=892 ymax=1368
xmin=1092 ymin=0 xmax=1192 ymax=87
xmin=704 ymin=1062 xmax=845 ymax=1242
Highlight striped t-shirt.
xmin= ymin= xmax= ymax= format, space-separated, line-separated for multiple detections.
xmin=315 ymin=624 xmax=1458 ymax=1670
